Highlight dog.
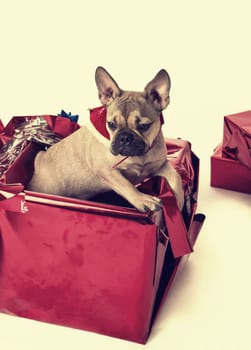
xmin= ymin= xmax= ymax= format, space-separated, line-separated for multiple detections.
xmin=28 ymin=67 xmax=184 ymax=212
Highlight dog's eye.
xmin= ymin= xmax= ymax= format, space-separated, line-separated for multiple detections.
xmin=137 ymin=123 xmax=152 ymax=132
xmin=107 ymin=121 xmax=117 ymax=131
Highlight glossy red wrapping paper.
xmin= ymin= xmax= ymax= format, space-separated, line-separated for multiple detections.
xmin=211 ymin=143 xmax=251 ymax=194
xmin=222 ymin=110 xmax=251 ymax=169
xmin=0 ymin=114 xmax=204 ymax=343
xmin=211 ymin=110 xmax=251 ymax=194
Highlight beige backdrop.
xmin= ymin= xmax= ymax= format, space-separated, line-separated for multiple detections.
xmin=0 ymin=1 xmax=251 ymax=349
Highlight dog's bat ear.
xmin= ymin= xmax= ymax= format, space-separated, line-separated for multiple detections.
xmin=144 ymin=69 xmax=171 ymax=111
xmin=95 ymin=67 xmax=122 ymax=105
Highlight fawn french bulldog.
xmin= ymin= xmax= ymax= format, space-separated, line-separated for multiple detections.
xmin=28 ymin=67 xmax=184 ymax=212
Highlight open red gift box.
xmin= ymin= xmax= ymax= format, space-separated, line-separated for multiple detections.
xmin=0 ymin=114 xmax=204 ymax=343
xmin=211 ymin=110 xmax=251 ymax=194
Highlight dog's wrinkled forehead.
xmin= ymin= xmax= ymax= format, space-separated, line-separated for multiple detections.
xmin=107 ymin=91 xmax=159 ymax=122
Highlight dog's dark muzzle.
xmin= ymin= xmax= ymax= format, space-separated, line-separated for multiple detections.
xmin=111 ymin=130 xmax=148 ymax=156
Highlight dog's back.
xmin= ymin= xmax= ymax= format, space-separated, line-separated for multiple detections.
xmin=28 ymin=126 xmax=112 ymax=198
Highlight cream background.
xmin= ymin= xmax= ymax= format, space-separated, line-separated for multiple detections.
xmin=0 ymin=0 xmax=251 ymax=349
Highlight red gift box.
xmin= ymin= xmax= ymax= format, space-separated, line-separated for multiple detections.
xmin=0 ymin=114 xmax=204 ymax=343
xmin=223 ymin=110 xmax=251 ymax=169
xmin=211 ymin=110 xmax=251 ymax=194
xmin=211 ymin=143 xmax=251 ymax=194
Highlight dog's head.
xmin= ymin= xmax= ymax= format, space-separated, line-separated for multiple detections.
xmin=95 ymin=67 xmax=171 ymax=157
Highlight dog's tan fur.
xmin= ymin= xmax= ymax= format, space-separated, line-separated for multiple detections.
xmin=28 ymin=67 xmax=184 ymax=212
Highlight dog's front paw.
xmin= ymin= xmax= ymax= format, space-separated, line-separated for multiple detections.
xmin=133 ymin=193 xmax=162 ymax=212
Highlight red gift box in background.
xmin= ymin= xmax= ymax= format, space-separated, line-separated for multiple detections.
xmin=211 ymin=143 xmax=251 ymax=194
xmin=223 ymin=111 xmax=251 ymax=169
xmin=211 ymin=110 xmax=251 ymax=194
xmin=0 ymin=115 xmax=204 ymax=343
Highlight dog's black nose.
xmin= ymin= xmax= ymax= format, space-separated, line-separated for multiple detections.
xmin=117 ymin=131 xmax=134 ymax=145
